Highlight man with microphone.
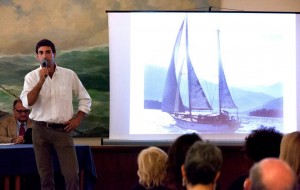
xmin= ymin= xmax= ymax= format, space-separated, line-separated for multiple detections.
xmin=20 ymin=39 xmax=92 ymax=190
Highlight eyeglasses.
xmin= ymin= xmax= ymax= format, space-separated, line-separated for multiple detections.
xmin=14 ymin=109 xmax=30 ymax=114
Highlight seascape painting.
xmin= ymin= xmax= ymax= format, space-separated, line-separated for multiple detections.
xmin=0 ymin=0 xmax=214 ymax=137
xmin=0 ymin=46 xmax=109 ymax=137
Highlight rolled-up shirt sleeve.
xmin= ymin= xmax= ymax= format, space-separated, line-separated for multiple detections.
xmin=20 ymin=70 xmax=38 ymax=109
xmin=72 ymin=72 xmax=92 ymax=114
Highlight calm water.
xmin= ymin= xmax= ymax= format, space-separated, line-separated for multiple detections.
xmin=130 ymin=109 xmax=283 ymax=135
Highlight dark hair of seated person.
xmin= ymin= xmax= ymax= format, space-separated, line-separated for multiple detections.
xmin=182 ymin=141 xmax=223 ymax=189
xmin=243 ymin=126 xmax=283 ymax=163
xmin=164 ymin=133 xmax=202 ymax=190
xmin=228 ymin=126 xmax=283 ymax=190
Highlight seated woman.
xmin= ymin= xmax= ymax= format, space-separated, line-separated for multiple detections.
xmin=280 ymin=131 xmax=300 ymax=187
xmin=181 ymin=141 xmax=223 ymax=190
xmin=131 ymin=146 xmax=168 ymax=190
xmin=164 ymin=133 xmax=202 ymax=190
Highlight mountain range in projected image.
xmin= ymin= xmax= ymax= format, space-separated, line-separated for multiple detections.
xmin=0 ymin=46 xmax=109 ymax=137
xmin=144 ymin=63 xmax=283 ymax=116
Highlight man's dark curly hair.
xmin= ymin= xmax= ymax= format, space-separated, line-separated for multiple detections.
xmin=243 ymin=126 xmax=283 ymax=162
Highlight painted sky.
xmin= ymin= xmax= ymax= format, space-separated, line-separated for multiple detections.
xmin=0 ymin=0 xmax=210 ymax=55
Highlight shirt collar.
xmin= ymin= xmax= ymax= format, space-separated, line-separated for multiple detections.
xmin=16 ymin=120 xmax=26 ymax=128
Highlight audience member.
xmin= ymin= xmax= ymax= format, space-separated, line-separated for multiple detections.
xmin=243 ymin=126 xmax=283 ymax=163
xmin=0 ymin=98 xmax=32 ymax=144
xmin=131 ymin=146 xmax=168 ymax=190
xmin=280 ymin=131 xmax=300 ymax=185
xmin=228 ymin=126 xmax=283 ymax=190
xmin=181 ymin=141 xmax=223 ymax=190
xmin=164 ymin=133 xmax=202 ymax=190
xmin=244 ymin=158 xmax=296 ymax=190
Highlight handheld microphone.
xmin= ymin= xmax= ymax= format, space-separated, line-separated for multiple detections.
xmin=42 ymin=59 xmax=47 ymax=68
xmin=41 ymin=59 xmax=48 ymax=77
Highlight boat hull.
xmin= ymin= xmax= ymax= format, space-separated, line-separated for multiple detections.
xmin=171 ymin=114 xmax=240 ymax=133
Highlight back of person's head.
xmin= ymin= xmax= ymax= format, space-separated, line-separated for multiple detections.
xmin=182 ymin=141 xmax=222 ymax=188
xmin=244 ymin=126 xmax=283 ymax=163
xmin=137 ymin=146 xmax=168 ymax=189
xmin=36 ymin=39 xmax=56 ymax=53
xmin=165 ymin=133 xmax=202 ymax=190
xmin=280 ymin=131 xmax=300 ymax=182
xmin=244 ymin=158 xmax=296 ymax=190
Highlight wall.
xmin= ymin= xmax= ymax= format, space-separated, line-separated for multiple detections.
xmin=221 ymin=0 xmax=300 ymax=11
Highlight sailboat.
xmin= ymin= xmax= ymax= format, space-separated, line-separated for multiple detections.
xmin=161 ymin=16 xmax=240 ymax=132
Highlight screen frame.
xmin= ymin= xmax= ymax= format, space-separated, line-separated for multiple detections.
xmin=107 ymin=10 xmax=300 ymax=145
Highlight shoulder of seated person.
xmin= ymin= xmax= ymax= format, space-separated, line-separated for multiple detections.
xmin=0 ymin=116 xmax=14 ymax=125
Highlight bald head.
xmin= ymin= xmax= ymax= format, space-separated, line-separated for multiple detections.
xmin=244 ymin=158 xmax=296 ymax=190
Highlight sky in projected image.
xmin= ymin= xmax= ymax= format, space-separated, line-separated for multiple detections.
xmin=129 ymin=12 xmax=297 ymax=135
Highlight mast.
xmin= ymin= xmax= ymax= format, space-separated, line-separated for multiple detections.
xmin=185 ymin=15 xmax=192 ymax=116
xmin=217 ymin=29 xmax=237 ymax=114
xmin=217 ymin=29 xmax=222 ymax=114
xmin=186 ymin=15 xmax=213 ymax=115
xmin=162 ymin=15 xmax=213 ymax=115
xmin=186 ymin=15 xmax=212 ymax=114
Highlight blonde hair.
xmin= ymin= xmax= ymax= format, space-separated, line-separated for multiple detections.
xmin=280 ymin=131 xmax=300 ymax=181
xmin=137 ymin=146 xmax=168 ymax=188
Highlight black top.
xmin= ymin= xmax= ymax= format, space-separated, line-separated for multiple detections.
xmin=227 ymin=174 xmax=248 ymax=190
xmin=24 ymin=128 xmax=33 ymax=144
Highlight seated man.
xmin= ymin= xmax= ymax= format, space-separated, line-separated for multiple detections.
xmin=0 ymin=98 xmax=32 ymax=144
xmin=244 ymin=158 xmax=296 ymax=190
xmin=181 ymin=141 xmax=223 ymax=190
xmin=228 ymin=126 xmax=283 ymax=190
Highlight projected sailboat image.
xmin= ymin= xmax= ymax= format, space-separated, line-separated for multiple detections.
xmin=161 ymin=16 xmax=240 ymax=132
